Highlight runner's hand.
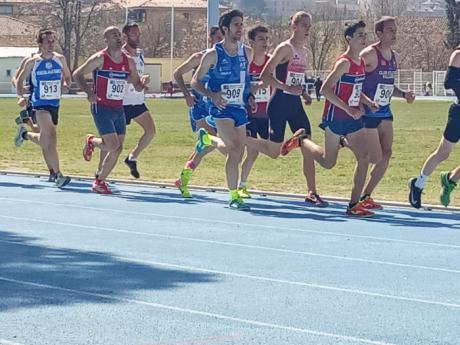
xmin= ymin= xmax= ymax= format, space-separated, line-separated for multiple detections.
xmin=369 ymin=102 xmax=379 ymax=113
xmin=302 ymin=92 xmax=312 ymax=106
xmin=87 ymin=93 xmax=97 ymax=104
xmin=248 ymin=95 xmax=258 ymax=113
xmin=405 ymin=91 xmax=415 ymax=104
xmin=185 ymin=93 xmax=197 ymax=107
xmin=210 ymin=91 xmax=227 ymax=110
xmin=347 ymin=106 xmax=364 ymax=120
xmin=17 ymin=97 xmax=27 ymax=108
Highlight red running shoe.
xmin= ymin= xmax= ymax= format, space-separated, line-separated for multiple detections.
xmin=281 ymin=128 xmax=306 ymax=156
xmin=305 ymin=192 xmax=329 ymax=208
xmin=92 ymin=179 xmax=112 ymax=194
xmin=359 ymin=196 xmax=383 ymax=210
xmin=83 ymin=134 xmax=94 ymax=162
xmin=346 ymin=203 xmax=374 ymax=217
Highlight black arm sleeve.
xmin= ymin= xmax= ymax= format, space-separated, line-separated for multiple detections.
xmin=444 ymin=66 xmax=460 ymax=90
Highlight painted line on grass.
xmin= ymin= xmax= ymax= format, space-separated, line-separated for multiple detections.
xmin=0 ymin=198 xmax=459 ymax=250
xmin=0 ymin=276 xmax=397 ymax=345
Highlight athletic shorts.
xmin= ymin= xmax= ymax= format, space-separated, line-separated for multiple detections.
xmin=444 ymin=103 xmax=460 ymax=143
xmin=91 ymin=104 xmax=126 ymax=136
xmin=26 ymin=101 xmax=37 ymax=124
xmin=267 ymin=93 xmax=311 ymax=143
xmin=189 ymin=104 xmax=208 ymax=122
xmin=124 ymin=103 xmax=149 ymax=125
xmin=319 ymin=119 xmax=363 ymax=136
xmin=247 ymin=116 xmax=269 ymax=139
xmin=32 ymin=105 xmax=59 ymax=125
xmin=209 ymin=105 xmax=248 ymax=128
xmin=362 ymin=116 xmax=393 ymax=129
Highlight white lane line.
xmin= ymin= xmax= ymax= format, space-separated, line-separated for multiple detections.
xmin=1 ymin=215 xmax=459 ymax=275
xmin=0 ymin=197 xmax=459 ymax=249
xmin=0 ymin=276 xmax=397 ymax=345
xmin=2 ymin=238 xmax=460 ymax=309
xmin=0 ymin=340 xmax=26 ymax=345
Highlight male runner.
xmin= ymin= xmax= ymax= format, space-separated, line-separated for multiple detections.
xmin=97 ymin=23 xmax=154 ymax=179
xmin=73 ymin=26 xmax=147 ymax=194
xmin=409 ymin=46 xmax=460 ymax=208
xmin=360 ymin=16 xmax=415 ymax=210
xmin=15 ymin=28 xmax=72 ymax=188
xmin=191 ymin=10 xmax=254 ymax=210
xmin=282 ymin=21 xmax=379 ymax=217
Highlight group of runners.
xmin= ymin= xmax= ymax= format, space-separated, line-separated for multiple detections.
xmin=11 ymin=9 xmax=460 ymax=216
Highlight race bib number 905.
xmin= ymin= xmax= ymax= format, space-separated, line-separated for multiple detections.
xmin=348 ymin=83 xmax=362 ymax=107
xmin=374 ymin=83 xmax=394 ymax=107
xmin=107 ymin=79 xmax=127 ymax=100
xmin=221 ymin=83 xmax=245 ymax=105
xmin=39 ymin=80 xmax=61 ymax=100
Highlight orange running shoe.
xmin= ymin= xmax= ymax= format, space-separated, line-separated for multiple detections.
xmin=92 ymin=179 xmax=112 ymax=194
xmin=346 ymin=203 xmax=374 ymax=217
xmin=83 ymin=134 xmax=94 ymax=161
xmin=280 ymin=128 xmax=306 ymax=156
xmin=359 ymin=195 xmax=383 ymax=210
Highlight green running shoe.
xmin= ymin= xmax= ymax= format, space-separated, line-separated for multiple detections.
xmin=175 ymin=168 xmax=193 ymax=198
xmin=195 ymin=128 xmax=212 ymax=153
xmin=440 ymin=171 xmax=457 ymax=207
xmin=238 ymin=187 xmax=251 ymax=199
xmin=228 ymin=197 xmax=250 ymax=211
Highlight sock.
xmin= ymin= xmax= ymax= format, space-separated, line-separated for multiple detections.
xmin=230 ymin=189 xmax=239 ymax=201
xmin=128 ymin=154 xmax=136 ymax=161
xmin=360 ymin=193 xmax=370 ymax=201
xmin=349 ymin=202 xmax=357 ymax=209
xmin=49 ymin=169 xmax=55 ymax=175
xmin=415 ymin=174 xmax=428 ymax=189
xmin=21 ymin=130 xmax=28 ymax=140
xmin=185 ymin=160 xmax=196 ymax=170
xmin=239 ymin=181 xmax=247 ymax=189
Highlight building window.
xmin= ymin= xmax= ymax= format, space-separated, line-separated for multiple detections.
xmin=127 ymin=9 xmax=146 ymax=23
xmin=183 ymin=12 xmax=190 ymax=20
xmin=0 ymin=5 xmax=13 ymax=15
xmin=6 ymin=70 xmax=11 ymax=78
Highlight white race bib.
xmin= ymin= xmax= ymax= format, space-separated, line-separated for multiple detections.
xmin=221 ymin=83 xmax=245 ymax=105
xmin=39 ymin=80 xmax=61 ymax=100
xmin=374 ymin=83 xmax=394 ymax=107
xmin=252 ymin=82 xmax=270 ymax=102
xmin=107 ymin=79 xmax=127 ymax=100
xmin=348 ymin=83 xmax=362 ymax=107
xmin=284 ymin=71 xmax=305 ymax=95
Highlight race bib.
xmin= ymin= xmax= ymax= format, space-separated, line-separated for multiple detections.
xmin=107 ymin=79 xmax=127 ymax=100
xmin=39 ymin=80 xmax=61 ymax=100
xmin=348 ymin=83 xmax=362 ymax=107
xmin=221 ymin=83 xmax=245 ymax=105
xmin=252 ymin=82 xmax=270 ymax=102
xmin=374 ymin=83 xmax=394 ymax=106
xmin=284 ymin=71 xmax=305 ymax=95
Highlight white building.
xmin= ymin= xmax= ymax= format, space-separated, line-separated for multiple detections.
xmin=0 ymin=47 xmax=37 ymax=94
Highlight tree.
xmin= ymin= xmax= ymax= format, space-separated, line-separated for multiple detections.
xmin=361 ymin=0 xmax=408 ymax=17
xmin=446 ymin=0 xmax=460 ymax=48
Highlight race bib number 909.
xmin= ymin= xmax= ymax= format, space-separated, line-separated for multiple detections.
xmin=221 ymin=83 xmax=245 ymax=105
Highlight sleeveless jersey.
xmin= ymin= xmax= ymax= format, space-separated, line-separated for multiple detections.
xmin=323 ymin=54 xmax=366 ymax=122
xmin=276 ymin=42 xmax=308 ymax=97
xmin=93 ymin=48 xmax=130 ymax=108
xmin=207 ymin=42 xmax=250 ymax=110
xmin=362 ymin=44 xmax=397 ymax=117
xmin=30 ymin=54 xmax=63 ymax=107
xmin=123 ymin=48 xmax=145 ymax=106
xmin=249 ymin=54 xmax=270 ymax=118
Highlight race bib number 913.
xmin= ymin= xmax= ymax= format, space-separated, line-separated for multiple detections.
xmin=39 ymin=80 xmax=61 ymax=100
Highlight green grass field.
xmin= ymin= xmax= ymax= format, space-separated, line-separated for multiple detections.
xmin=0 ymin=97 xmax=459 ymax=206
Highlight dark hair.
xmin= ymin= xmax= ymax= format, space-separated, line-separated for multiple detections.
xmin=218 ymin=9 xmax=243 ymax=35
xmin=36 ymin=28 xmax=55 ymax=44
xmin=344 ymin=20 xmax=366 ymax=38
xmin=289 ymin=11 xmax=312 ymax=26
xmin=248 ymin=25 xmax=268 ymax=41
xmin=209 ymin=25 xmax=220 ymax=37
xmin=122 ymin=22 xmax=139 ymax=35
xmin=374 ymin=16 xmax=395 ymax=34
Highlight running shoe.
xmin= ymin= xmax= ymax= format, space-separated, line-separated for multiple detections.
xmin=359 ymin=195 xmax=383 ymax=210
xmin=92 ymin=179 xmax=112 ymax=194
xmin=14 ymin=125 xmax=27 ymax=147
xmin=195 ymin=128 xmax=212 ymax=153
xmin=305 ymin=192 xmax=329 ymax=207
xmin=82 ymin=134 xmax=94 ymax=161
xmin=238 ymin=187 xmax=251 ymax=199
xmin=346 ymin=203 xmax=374 ymax=217
xmin=228 ymin=197 xmax=251 ymax=211
xmin=55 ymin=173 xmax=71 ymax=188
xmin=124 ymin=156 xmax=140 ymax=178
xmin=95 ymin=170 xmax=100 ymax=179
xmin=15 ymin=109 xmax=30 ymax=125
xmin=440 ymin=171 xmax=457 ymax=207
xmin=280 ymin=128 xmax=306 ymax=156
xmin=48 ymin=172 xmax=57 ymax=183
xmin=408 ymin=177 xmax=422 ymax=209
xmin=339 ymin=135 xmax=348 ymax=148
xmin=175 ymin=168 xmax=193 ymax=198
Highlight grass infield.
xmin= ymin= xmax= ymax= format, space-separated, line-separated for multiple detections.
xmin=0 ymin=97 xmax=459 ymax=206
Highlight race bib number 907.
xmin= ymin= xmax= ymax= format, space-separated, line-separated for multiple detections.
xmin=348 ymin=83 xmax=362 ymax=107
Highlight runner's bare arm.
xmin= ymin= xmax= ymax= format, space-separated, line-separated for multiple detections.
xmin=173 ymin=52 xmax=202 ymax=106
xmin=73 ymin=53 xmax=103 ymax=102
